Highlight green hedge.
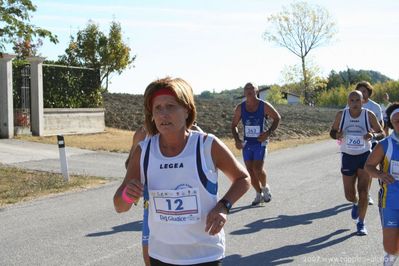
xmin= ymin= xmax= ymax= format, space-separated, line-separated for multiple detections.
xmin=12 ymin=61 xmax=103 ymax=108
xmin=43 ymin=64 xmax=103 ymax=108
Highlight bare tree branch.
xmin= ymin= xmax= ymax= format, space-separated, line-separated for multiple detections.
xmin=263 ymin=1 xmax=337 ymax=103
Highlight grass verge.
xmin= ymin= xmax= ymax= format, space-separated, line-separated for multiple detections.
xmin=0 ymin=165 xmax=107 ymax=207
xmin=15 ymin=127 xmax=134 ymax=153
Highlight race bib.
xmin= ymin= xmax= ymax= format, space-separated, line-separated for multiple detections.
xmin=245 ymin=125 xmax=261 ymax=138
xmin=345 ymin=135 xmax=365 ymax=150
xmin=391 ymin=160 xmax=399 ymax=180
xmin=150 ymin=187 xmax=201 ymax=224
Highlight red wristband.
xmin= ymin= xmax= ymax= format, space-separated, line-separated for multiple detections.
xmin=122 ymin=186 xmax=135 ymax=204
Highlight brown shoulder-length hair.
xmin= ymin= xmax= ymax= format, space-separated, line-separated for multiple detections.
xmin=143 ymin=77 xmax=196 ymax=135
xmin=355 ymin=81 xmax=373 ymax=97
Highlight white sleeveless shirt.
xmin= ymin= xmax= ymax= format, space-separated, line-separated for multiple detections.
xmin=339 ymin=108 xmax=371 ymax=155
xmin=139 ymin=131 xmax=224 ymax=265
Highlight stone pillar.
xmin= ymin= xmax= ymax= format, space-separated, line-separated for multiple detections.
xmin=27 ymin=56 xmax=46 ymax=136
xmin=0 ymin=54 xmax=16 ymax=138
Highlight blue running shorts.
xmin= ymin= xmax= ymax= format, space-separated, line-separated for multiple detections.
xmin=243 ymin=143 xmax=267 ymax=161
xmin=380 ymin=208 xmax=399 ymax=228
xmin=341 ymin=151 xmax=370 ymax=176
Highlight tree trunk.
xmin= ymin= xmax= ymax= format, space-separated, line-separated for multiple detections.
xmin=301 ymin=56 xmax=309 ymax=104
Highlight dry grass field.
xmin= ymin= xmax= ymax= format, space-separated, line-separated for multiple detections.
xmin=103 ymin=93 xmax=338 ymax=141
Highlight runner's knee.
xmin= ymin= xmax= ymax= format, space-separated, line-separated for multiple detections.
xmin=344 ymin=191 xmax=357 ymax=202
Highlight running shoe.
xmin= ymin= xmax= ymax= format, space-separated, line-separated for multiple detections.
xmin=351 ymin=204 xmax=359 ymax=220
xmin=368 ymin=194 xmax=374 ymax=205
xmin=384 ymin=253 xmax=398 ymax=266
xmin=262 ymin=186 xmax=272 ymax=203
xmin=251 ymin=193 xmax=262 ymax=206
xmin=356 ymin=221 xmax=368 ymax=236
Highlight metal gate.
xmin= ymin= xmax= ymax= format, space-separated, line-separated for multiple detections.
xmin=13 ymin=64 xmax=31 ymax=133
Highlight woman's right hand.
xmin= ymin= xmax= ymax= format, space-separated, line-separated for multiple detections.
xmin=124 ymin=179 xmax=144 ymax=203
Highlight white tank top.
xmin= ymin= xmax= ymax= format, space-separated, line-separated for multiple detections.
xmin=339 ymin=108 xmax=371 ymax=155
xmin=139 ymin=131 xmax=224 ymax=265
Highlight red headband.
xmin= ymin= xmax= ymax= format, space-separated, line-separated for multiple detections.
xmin=150 ymin=88 xmax=176 ymax=107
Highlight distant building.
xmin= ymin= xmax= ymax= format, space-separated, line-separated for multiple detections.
xmin=282 ymin=91 xmax=301 ymax=105
xmin=235 ymin=86 xmax=301 ymax=105
xmin=258 ymin=87 xmax=271 ymax=101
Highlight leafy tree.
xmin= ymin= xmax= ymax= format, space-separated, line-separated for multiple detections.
xmin=59 ymin=20 xmax=135 ymax=90
xmin=263 ymin=1 xmax=337 ymax=103
xmin=326 ymin=70 xmax=345 ymax=90
xmin=326 ymin=68 xmax=392 ymax=90
xmin=199 ymin=90 xmax=214 ymax=99
xmin=0 ymin=0 xmax=57 ymax=54
xmin=280 ymin=59 xmax=325 ymax=104
xmin=366 ymin=70 xmax=392 ymax=83
xmin=266 ymin=86 xmax=287 ymax=105
xmin=12 ymin=37 xmax=43 ymax=58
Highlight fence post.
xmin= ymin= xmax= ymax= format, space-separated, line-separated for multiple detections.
xmin=27 ymin=56 xmax=46 ymax=136
xmin=0 ymin=54 xmax=16 ymax=139
xmin=57 ymin=135 xmax=69 ymax=182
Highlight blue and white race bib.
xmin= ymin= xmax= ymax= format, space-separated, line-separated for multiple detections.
xmin=245 ymin=125 xmax=261 ymax=138
xmin=346 ymin=135 xmax=365 ymax=150
xmin=150 ymin=187 xmax=201 ymax=225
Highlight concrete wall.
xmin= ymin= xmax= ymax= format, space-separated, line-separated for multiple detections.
xmin=43 ymin=108 xmax=105 ymax=136
xmin=259 ymin=90 xmax=269 ymax=101
xmin=287 ymin=94 xmax=300 ymax=105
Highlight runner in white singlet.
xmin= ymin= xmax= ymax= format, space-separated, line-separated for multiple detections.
xmin=330 ymin=90 xmax=384 ymax=236
xmin=114 ymin=77 xmax=250 ymax=266
xmin=355 ymin=81 xmax=384 ymax=206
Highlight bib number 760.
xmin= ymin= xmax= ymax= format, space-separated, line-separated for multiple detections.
xmin=348 ymin=138 xmax=361 ymax=145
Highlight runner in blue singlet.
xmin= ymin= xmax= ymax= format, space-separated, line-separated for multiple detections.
xmin=231 ymin=82 xmax=281 ymax=206
xmin=366 ymin=102 xmax=399 ymax=265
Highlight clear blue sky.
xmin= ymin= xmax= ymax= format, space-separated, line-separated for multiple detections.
xmin=25 ymin=0 xmax=399 ymax=94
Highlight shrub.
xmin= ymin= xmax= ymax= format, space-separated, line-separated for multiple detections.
xmin=317 ymin=85 xmax=349 ymax=108
xmin=43 ymin=64 xmax=103 ymax=108
xmin=317 ymin=81 xmax=399 ymax=107
xmin=370 ymin=81 xmax=399 ymax=103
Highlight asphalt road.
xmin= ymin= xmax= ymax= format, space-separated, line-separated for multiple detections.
xmin=0 ymin=139 xmax=383 ymax=266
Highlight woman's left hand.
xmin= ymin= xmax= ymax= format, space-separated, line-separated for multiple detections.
xmin=205 ymin=204 xmax=227 ymax=235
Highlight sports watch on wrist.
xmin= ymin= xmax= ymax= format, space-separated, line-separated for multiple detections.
xmin=219 ymin=198 xmax=232 ymax=213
